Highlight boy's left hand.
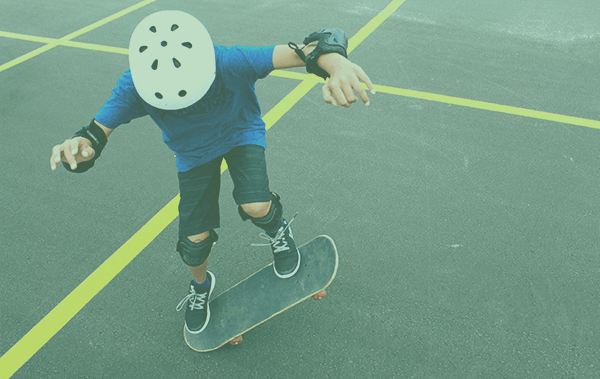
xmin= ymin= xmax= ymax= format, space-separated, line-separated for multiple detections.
xmin=317 ymin=53 xmax=375 ymax=108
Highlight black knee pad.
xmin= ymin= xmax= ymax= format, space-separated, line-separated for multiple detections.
xmin=176 ymin=230 xmax=218 ymax=267
xmin=238 ymin=192 xmax=283 ymax=235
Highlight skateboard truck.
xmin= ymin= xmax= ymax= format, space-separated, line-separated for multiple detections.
xmin=230 ymin=336 xmax=243 ymax=346
xmin=312 ymin=289 xmax=327 ymax=300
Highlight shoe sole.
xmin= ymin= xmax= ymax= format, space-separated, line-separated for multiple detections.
xmin=274 ymin=248 xmax=301 ymax=279
xmin=185 ymin=271 xmax=216 ymax=334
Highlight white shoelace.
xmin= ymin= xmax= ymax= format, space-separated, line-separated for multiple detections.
xmin=250 ymin=214 xmax=297 ymax=254
xmin=176 ymin=285 xmax=207 ymax=312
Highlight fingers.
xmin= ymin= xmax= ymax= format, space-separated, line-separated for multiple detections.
xmin=69 ymin=138 xmax=80 ymax=157
xmin=81 ymin=145 xmax=95 ymax=160
xmin=356 ymin=66 xmax=376 ymax=96
xmin=77 ymin=137 xmax=95 ymax=160
xmin=353 ymin=66 xmax=376 ymax=106
xmin=324 ymin=78 xmax=365 ymax=108
xmin=332 ymin=82 xmax=354 ymax=108
xmin=342 ymin=81 xmax=360 ymax=106
xmin=323 ymin=80 xmax=355 ymax=108
xmin=322 ymin=63 xmax=376 ymax=108
xmin=50 ymin=144 xmax=63 ymax=171
xmin=49 ymin=137 xmax=94 ymax=171
xmin=62 ymin=140 xmax=78 ymax=170
xmin=322 ymin=84 xmax=338 ymax=107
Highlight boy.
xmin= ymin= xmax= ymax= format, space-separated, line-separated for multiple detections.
xmin=49 ymin=10 xmax=374 ymax=334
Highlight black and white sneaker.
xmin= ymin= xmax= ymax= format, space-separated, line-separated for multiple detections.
xmin=253 ymin=218 xmax=301 ymax=279
xmin=176 ymin=271 xmax=215 ymax=334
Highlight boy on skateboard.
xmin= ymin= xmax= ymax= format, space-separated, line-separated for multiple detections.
xmin=49 ymin=10 xmax=374 ymax=335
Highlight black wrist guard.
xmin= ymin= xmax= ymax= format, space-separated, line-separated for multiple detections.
xmin=288 ymin=28 xmax=348 ymax=79
xmin=62 ymin=119 xmax=108 ymax=173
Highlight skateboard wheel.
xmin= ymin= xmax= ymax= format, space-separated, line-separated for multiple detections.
xmin=230 ymin=336 xmax=243 ymax=346
xmin=313 ymin=290 xmax=327 ymax=300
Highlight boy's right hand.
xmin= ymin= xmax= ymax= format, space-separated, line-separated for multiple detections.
xmin=50 ymin=137 xmax=96 ymax=171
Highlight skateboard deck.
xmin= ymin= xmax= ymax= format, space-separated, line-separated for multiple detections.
xmin=184 ymin=235 xmax=338 ymax=352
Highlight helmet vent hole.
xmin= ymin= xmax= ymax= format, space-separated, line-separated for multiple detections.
xmin=182 ymin=42 xmax=192 ymax=49
xmin=149 ymin=26 xmax=157 ymax=33
xmin=173 ymin=58 xmax=181 ymax=68
xmin=151 ymin=59 xmax=158 ymax=70
xmin=155 ymin=92 xmax=163 ymax=99
xmin=171 ymin=24 xmax=179 ymax=31
xmin=139 ymin=46 xmax=148 ymax=53
xmin=179 ymin=90 xmax=187 ymax=97
xmin=161 ymin=40 xmax=168 ymax=47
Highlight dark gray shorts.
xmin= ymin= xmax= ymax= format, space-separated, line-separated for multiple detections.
xmin=177 ymin=145 xmax=271 ymax=237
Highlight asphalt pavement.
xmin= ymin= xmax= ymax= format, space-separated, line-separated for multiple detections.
xmin=2 ymin=0 xmax=600 ymax=378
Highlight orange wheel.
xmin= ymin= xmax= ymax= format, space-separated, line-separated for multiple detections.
xmin=313 ymin=290 xmax=327 ymax=300
xmin=230 ymin=336 xmax=243 ymax=346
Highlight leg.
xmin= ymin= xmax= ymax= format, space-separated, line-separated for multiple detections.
xmin=175 ymin=157 xmax=222 ymax=334
xmin=225 ymin=145 xmax=300 ymax=278
xmin=177 ymin=230 xmax=218 ymax=274
xmin=225 ymin=145 xmax=284 ymax=235
xmin=239 ymin=201 xmax=272 ymax=219
xmin=175 ymin=229 xmax=218 ymax=334
xmin=177 ymin=155 xmax=222 ymax=273
xmin=177 ymin=156 xmax=222 ymax=243
xmin=240 ymin=193 xmax=300 ymax=278
xmin=188 ymin=260 xmax=209 ymax=284
xmin=225 ymin=145 xmax=272 ymax=208
xmin=186 ymin=231 xmax=210 ymax=283
xmin=238 ymin=193 xmax=283 ymax=236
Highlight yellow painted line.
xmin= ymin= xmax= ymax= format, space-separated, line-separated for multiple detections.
xmin=348 ymin=0 xmax=406 ymax=54
xmin=0 ymin=1 xmax=404 ymax=377
xmin=264 ymin=78 xmax=321 ymax=129
xmin=3 ymin=0 xmax=594 ymax=130
xmin=374 ymin=84 xmax=600 ymax=129
xmin=0 ymin=0 xmax=403 ymax=68
xmin=0 ymin=196 xmax=179 ymax=379
xmin=0 ymin=31 xmax=56 ymax=44
xmin=0 ymin=0 xmax=155 ymax=73
xmin=0 ymin=81 xmax=320 ymax=379
xmin=0 ymin=0 xmax=404 ymax=68
xmin=268 ymin=69 xmax=600 ymax=129
xmin=269 ymin=69 xmax=323 ymax=82
xmin=62 ymin=41 xmax=129 ymax=55
xmin=58 ymin=0 xmax=155 ymax=43
xmin=0 ymin=44 xmax=56 ymax=73
xmin=0 ymin=31 xmax=129 ymax=55
xmin=270 ymin=70 xmax=600 ymax=130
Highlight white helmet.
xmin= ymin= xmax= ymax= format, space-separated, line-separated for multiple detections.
xmin=129 ymin=10 xmax=216 ymax=110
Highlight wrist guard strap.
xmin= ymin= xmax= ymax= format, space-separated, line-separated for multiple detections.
xmin=289 ymin=28 xmax=348 ymax=79
xmin=62 ymin=119 xmax=108 ymax=173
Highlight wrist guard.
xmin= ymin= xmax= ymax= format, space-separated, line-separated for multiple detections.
xmin=288 ymin=28 xmax=348 ymax=79
xmin=62 ymin=119 xmax=108 ymax=173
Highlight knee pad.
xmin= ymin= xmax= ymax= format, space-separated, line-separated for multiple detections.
xmin=238 ymin=192 xmax=283 ymax=235
xmin=176 ymin=230 xmax=218 ymax=267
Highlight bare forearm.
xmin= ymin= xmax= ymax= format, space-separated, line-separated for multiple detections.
xmin=272 ymin=44 xmax=316 ymax=70
xmin=94 ymin=119 xmax=114 ymax=138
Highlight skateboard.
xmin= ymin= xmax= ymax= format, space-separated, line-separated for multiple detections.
xmin=184 ymin=235 xmax=338 ymax=352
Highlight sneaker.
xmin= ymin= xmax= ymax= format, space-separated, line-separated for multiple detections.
xmin=176 ymin=271 xmax=215 ymax=334
xmin=253 ymin=218 xmax=301 ymax=278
